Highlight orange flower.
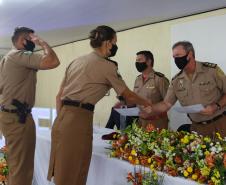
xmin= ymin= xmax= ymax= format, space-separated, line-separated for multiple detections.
xmin=166 ymin=166 xmax=178 ymax=176
xmin=198 ymin=175 xmax=207 ymax=183
xmin=205 ymin=154 xmax=215 ymax=168
xmin=223 ymin=153 xmax=226 ymax=168
xmin=146 ymin=124 xmax=155 ymax=132
xmin=174 ymin=156 xmax=183 ymax=164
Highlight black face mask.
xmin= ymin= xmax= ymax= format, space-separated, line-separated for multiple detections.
xmin=24 ymin=39 xmax=35 ymax=52
xmin=174 ymin=54 xmax=189 ymax=70
xmin=109 ymin=44 xmax=118 ymax=57
xmin=135 ymin=62 xmax=148 ymax=72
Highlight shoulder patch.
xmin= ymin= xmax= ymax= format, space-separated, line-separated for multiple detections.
xmin=172 ymin=70 xmax=183 ymax=81
xmin=106 ymin=58 xmax=118 ymax=67
xmin=202 ymin=62 xmax=217 ymax=68
xmin=154 ymin=71 xmax=164 ymax=77
xmin=216 ymin=66 xmax=225 ymax=77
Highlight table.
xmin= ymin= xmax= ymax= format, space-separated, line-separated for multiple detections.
xmin=33 ymin=127 xmax=199 ymax=185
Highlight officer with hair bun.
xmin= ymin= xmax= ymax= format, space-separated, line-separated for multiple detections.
xmin=48 ymin=25 xmax=150 ymax=185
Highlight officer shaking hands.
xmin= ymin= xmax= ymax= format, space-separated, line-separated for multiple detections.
xmin=140 ymin=41 xmax=226 ymax=138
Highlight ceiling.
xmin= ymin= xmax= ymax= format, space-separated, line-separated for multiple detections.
xmin=0 ymin=0 xmax=226 ymax=55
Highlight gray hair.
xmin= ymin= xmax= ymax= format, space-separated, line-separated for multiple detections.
xmin=172 ymin=41 xmax=195 ymax=57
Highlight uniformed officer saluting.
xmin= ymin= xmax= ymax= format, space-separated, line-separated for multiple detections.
xmin=134 ymin=50 xmax=169 ymax=129
xmin=140 ymin=41 xmax=226 ymax=137
xmin=47 ymin=25 xmax=150 ymax=185
xmin=0 ymin=27 xmax=60 ymax=185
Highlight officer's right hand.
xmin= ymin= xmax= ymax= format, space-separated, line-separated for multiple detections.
xmin=30 ymin=34 xmax=45 ymax=46
xmin=139 ymin=106 xmax=153 ymax=119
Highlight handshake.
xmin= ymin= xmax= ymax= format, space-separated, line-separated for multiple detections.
xmin=139 ymin=105 xmax=154 ymax=119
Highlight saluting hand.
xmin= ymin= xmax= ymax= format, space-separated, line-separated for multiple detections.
xmin=30 ymin=33 xmax=45 ymax=46
xmin=200 ymin=104 xmax=218 ymax=116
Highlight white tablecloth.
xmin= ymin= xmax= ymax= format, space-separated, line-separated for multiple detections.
xmin=33 ymin=127 xmax=199 ymax=185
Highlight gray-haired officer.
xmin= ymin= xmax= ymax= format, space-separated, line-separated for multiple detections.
xmin=0 ymin=27 xmax=60 ymax=185
xmin=140 ymin=41 xmax=226 ymax=137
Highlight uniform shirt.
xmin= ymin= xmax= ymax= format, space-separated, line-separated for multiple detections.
xmin=61 ymin=51 xmax=127 ymax=105
xmin=164 ymin=61 xmax=226 ymax=122
xmin=0 ymin=49 xmax=43 ymax=108
xmin=133 ymin=71 xmax=169 ymax=104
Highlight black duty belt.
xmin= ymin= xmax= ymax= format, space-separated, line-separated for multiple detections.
xmin=191 ymin=111 xmax=226 ymax=124
xmin=63 ymin=100 xmax=95 ymax=112
xmin=0 ymin=107 xmax=31 ymax=114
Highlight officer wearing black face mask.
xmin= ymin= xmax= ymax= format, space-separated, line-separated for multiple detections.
xmin=47 ymin=25 xmax=150 ymax=185
xmin=140 ymin=41 xmax=226 ymax=138
xmin=134 ymin=50 xmax=169 ymax=129
xmin=0 ymin=27 xmax=60 ymax=185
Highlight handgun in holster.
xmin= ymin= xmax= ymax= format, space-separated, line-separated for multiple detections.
xmin=12 ymin=99 xmax=30 ymax=124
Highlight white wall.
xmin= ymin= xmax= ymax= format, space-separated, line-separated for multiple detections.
xmin=35 ymin=9 xmax=226 ymax=128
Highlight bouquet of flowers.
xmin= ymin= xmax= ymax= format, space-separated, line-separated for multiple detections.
xmin=0 ymin=146 xmax=8 ymax=185
xmin=110 ymin=121 xmax=226 ymax=185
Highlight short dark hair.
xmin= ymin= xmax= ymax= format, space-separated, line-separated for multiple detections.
xmin=172 ymin=41 xmax=195 ymax=57
xmin=89 ymin=25 xmax=116 ymax=48
xmin=136 ymin=50 xmax=154 ymax=67
xmin=11 ymin=27 xmax=34 ymax=44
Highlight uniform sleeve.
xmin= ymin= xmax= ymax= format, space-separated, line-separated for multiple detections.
xmin=12 ymin=51 xmax=43 ymax=69
xmin=164 ymin=81 xmax=177 ymax=105
xmin=157 ymin=77 xmax=169 ymax=98
xmin=215 ymin=66 xmax=226 ymax=94
xmin=104 ymin=64 xmax=128 ymax=95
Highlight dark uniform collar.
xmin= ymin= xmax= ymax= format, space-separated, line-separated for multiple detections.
xmin=141 ymin=70 xmax=154 ymax=79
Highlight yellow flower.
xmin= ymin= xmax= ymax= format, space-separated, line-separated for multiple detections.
xmin=181 ymin=136 xmax=189 ymax=144
xmin=120 ymin=147 xmax=124 ymax=152
xmin=192 ymin=174 xmax=198 ymax=180
xmin=150 ymin=164 xmax=155 ymax=170
xmin=214 ymin=170 xmax=220 ymax=178
xmin=131 ymin=149 xmax=137 ymax=156
xmin=189 ymin=134 xmax=195 ymax=140
xmin=147 ymin=158 xmax=152 ymax=164
xmin=201 ymin=145 xmax=206 ymax=149
xmin=113 ymin=134 xmax=117 ymax=139
xmin=183 ymin=170 xmax=189 ymax=177
xmin=128 ymin=156 xmax=133 ymax=161
xmin=200 ymin=166 xmax=210 ymax=176
xmin=111 ymin=151 xmax=116 ymax=157
xmin=135 ymin=159 xmax=139 ymax=165
xmin=204 ymin=151 xmax=210 ymax=156
xmin=187 ymin=167 xmax=193 ymax=173
xmin=204 ymin=137 xmax=211 ymax=143
xmin=216 ymin=132 xmax=222 ymax=140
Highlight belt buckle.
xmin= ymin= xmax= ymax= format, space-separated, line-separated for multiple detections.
xmin=78 ymin=102 xmax=82 ymax=108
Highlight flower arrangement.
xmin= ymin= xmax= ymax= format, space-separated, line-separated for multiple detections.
xmin=0 ymin=147 xmax=8 ymax=185
xmin=110 ymin=121 xmax=226 ymax=185
xmin=127 ymin=165 xmax=164 ymax=185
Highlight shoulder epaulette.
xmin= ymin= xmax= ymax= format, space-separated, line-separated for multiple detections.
xmin=136 ymin=74 xmax=142 ymax=78
xmin=106 ymin=58 xmax=118 ymax=67
xmin=202 ymin=62 xmax=217 ymax=68
xmin=154 ymin=71 xmax=164 ymax=77
xmin=172 ymin=70 xmax=183 ymax=81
